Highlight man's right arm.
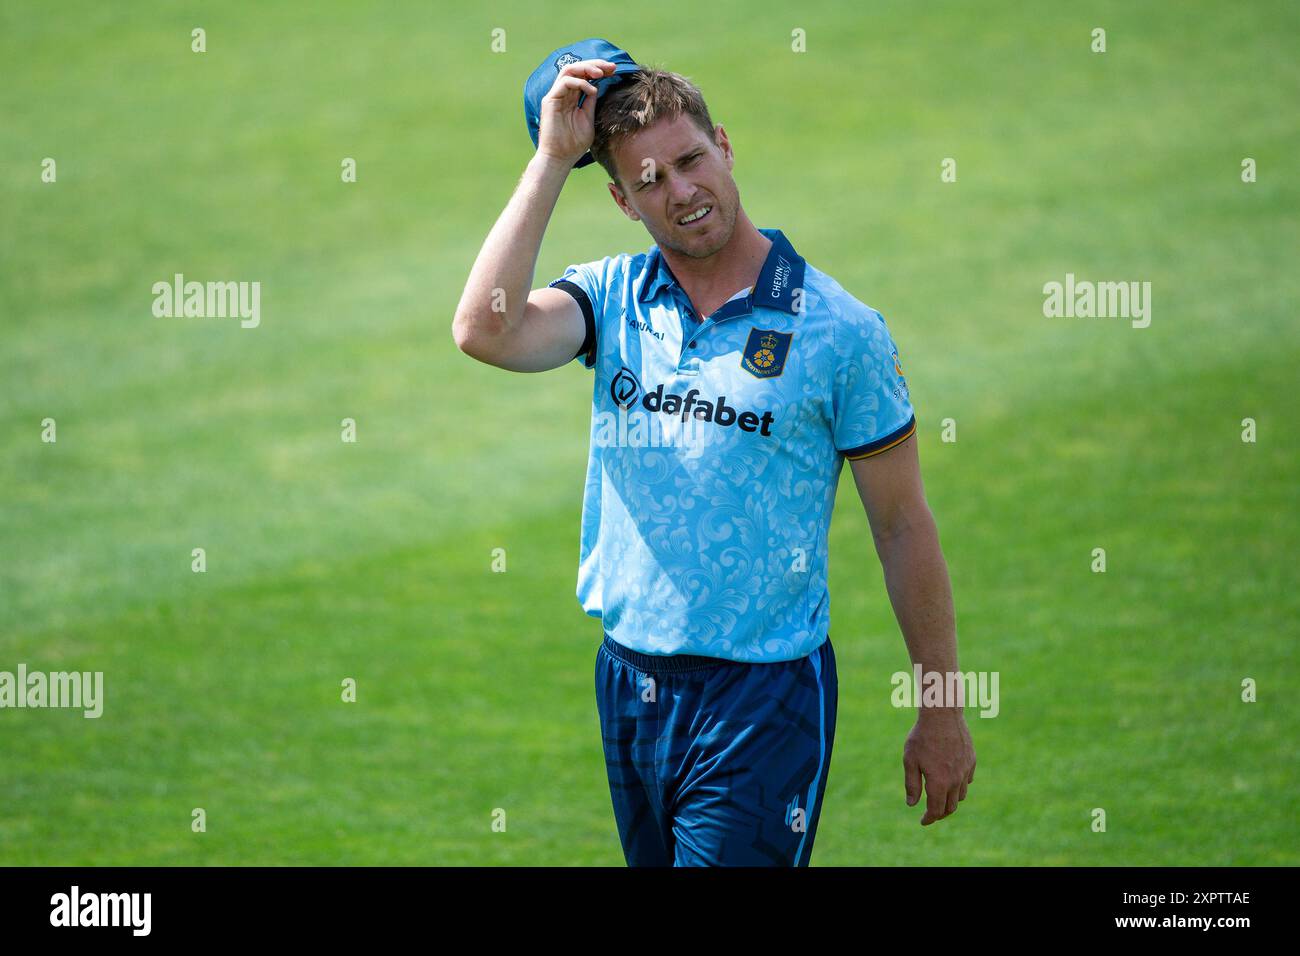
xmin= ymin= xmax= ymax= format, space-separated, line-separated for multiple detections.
xmin=452 ymin=153 xmax=586 ymax=372
xmin=452 ymin=59 xmax=614 ymax=372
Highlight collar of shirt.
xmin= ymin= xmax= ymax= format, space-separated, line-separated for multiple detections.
xmin=636 ymin=227 xmax=808 ymax=318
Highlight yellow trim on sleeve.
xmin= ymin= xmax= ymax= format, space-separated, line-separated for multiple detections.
xmin=845 ymin=419 xmax=917 ymax=460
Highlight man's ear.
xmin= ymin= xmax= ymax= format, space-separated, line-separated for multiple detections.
xmin=715 ymin=124 xmax=734 ymax=170
xmin=608 ymin=180 xmax=640 ymax=221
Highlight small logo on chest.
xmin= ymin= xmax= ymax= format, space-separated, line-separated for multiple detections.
xmin=741 ymin=328 xmax=793 ymax=379
xmin=627 ymin=315 xmax=665 ymax=340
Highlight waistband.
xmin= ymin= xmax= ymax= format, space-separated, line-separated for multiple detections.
xmin=601 ymin=634 xmax=735 ymax=673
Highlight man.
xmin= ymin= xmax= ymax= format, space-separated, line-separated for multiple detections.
xmin=453 ymin=41 xmax=976 ymax=866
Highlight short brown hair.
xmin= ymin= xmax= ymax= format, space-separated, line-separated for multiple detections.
xmin=591 ymin=66 xmax=717 ymax=189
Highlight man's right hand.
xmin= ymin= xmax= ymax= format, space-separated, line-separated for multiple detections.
xmin=537 ymin=59 xmax=617 ymax=166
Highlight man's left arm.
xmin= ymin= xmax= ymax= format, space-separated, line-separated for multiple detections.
xmin=849 ymin=434 xmax=977 ymax=826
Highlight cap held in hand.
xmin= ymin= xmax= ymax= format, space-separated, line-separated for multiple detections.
xmin=524 ymin=38 xmax=642 ymax=169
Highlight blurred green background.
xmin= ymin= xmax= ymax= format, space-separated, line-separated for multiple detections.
xmin=1 ymin=1 xmax=1296 ymax=865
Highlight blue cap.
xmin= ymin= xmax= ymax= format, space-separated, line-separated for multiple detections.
xmin=524 ymin=38 xmax=641 ymax=170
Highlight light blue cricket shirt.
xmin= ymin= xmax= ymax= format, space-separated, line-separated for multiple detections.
xmin=548 ymin=228 xmax=915 ymax=663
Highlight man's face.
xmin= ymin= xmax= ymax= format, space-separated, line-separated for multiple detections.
xmin=608 ymin=114 xmax=739 ymax=260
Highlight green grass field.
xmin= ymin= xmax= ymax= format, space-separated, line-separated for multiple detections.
xmin=1 ymin=1 xmax=1296 ymax=865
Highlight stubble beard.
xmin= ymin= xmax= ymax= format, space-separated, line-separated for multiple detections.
xmin=658 ymin=192 xmax=737 ymax=261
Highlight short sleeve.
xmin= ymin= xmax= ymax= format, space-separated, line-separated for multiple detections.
xmin=547 ymin=259 xmax=608 ymax=370
xmin=832 ymin=305 xmax=917 ymax=459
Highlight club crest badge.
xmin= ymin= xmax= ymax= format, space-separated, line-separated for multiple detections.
xmin=741 ymin=328 xmax=793 ymax=379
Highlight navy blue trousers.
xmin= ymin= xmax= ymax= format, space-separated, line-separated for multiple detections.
xmin=595 ymin=633 xmax=838 ymax=866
